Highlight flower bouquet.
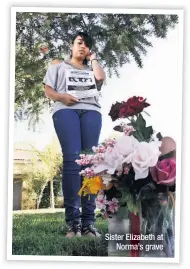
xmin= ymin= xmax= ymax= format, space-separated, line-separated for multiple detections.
xmin=76 ymin=96 xmax=176 ymax=257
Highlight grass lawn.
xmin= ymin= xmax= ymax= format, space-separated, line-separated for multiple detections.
xmin=12 ymin=211 xmax=108 ymax=256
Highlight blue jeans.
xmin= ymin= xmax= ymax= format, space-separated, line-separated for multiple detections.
xmin=53 ymin=109 xmax=102 ymax=226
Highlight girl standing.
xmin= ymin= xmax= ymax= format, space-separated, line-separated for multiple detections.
xmin=43 ymin=32 xmax=105 ymax=238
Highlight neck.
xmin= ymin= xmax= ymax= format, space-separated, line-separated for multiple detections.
xmin=70 ymin=57 xmax=84 ymax=66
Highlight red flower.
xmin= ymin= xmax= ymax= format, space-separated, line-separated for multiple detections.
xmin=119 ymin=96 xmax=150 ymax=118
xmin=108 ymin=101 xmax=123 ymax=121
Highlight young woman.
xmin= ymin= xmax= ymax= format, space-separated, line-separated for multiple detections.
xmin=43 ymin=32 xmax=106 ymax=238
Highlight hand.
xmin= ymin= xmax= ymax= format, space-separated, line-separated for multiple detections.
xmin=86 ymin=51 xmax=96 ymax=61
xmin=60 ymin=93 xmax=79 ymax=106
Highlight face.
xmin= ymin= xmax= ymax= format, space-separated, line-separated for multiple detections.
xmin=72 ymin=36 xmax=90 ymax=60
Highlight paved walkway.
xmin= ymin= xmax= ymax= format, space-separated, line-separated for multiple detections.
xmin=13 ymin=208 xmax=65 ymax=214
xmin=13 ymin=208 xmax=100 ymax=214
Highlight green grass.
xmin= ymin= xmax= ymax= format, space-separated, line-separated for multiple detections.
xmin=12 ymin=212 xmax=108 ymax=256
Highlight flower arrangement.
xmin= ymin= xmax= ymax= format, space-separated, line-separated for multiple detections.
xmin=76 ymin=96 xmax=176 ymax=257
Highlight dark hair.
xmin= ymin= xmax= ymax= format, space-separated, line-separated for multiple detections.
xmin=72 ymin=32 xmax=93 ymax=49
xmin=71 ymin=32 xmax=93 ymax=65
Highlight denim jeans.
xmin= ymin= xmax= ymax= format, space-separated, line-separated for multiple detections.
xmin=52 ymin=109 xmax=102 ymax=226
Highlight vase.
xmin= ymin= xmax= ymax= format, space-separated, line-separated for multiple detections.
xmin=107 ymin=211 xmax=131 ymax=257
xmin=138 ymin=192 xmax=175 ymax=257
xmin=107 ymin=192 xmax=175 ymax=258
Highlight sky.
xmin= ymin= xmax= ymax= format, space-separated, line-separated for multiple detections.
xmin=14 ymin=22 xmax=182 ymax=150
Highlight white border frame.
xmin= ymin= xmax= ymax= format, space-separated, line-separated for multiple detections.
xmin=7 ymin=7 xmax=184 ymax=263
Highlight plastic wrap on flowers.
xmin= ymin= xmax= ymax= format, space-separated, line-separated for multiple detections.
xmin=136 ymin=186 xmax=175 ymax=257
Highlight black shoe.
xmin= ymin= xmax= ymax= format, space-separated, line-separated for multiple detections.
xmin=66 ymin=221 xmax=81 ymax=238
xmin=82 ymin=224 xmax=101 ymax=237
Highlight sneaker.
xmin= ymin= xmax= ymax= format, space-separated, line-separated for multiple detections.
xmin=65 ymin=221 xmax=81 ymax=238
xmin=82 ymin=224 xmax=101 ymax=237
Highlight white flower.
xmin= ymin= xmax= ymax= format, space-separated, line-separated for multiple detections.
xmin=102 ymin=174 xmax=113 ymax=186
xmin=93 ymin=135 xmax=139 ymax=175
xmin=123 ymin=141 xmax=161 ymax=180
xmin=93 ymin=147 xmax=123 ymax=174
xmin=114 ymin=135 xmax=139 ymax=156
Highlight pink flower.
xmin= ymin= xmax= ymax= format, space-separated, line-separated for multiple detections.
xmin=92 ymin=145 xmax=107 ymax=153
xmin=151 ymin=157 xmax=176 ymax=186
xmin=80 ymin=167 xmax=95 ymax=178
xmin=92 ymin=139 xmax=116 ymax=154
xmin=123 ymin=126 xmax=135 ymax=136
xmin=105 ymin=138 xmax=117 ymax=147
xmin=107 ymin=198 xmax=120 ymax=213
xmin=76 ymin=153 xmax=105 ymax=166
xmin=96 ymin=194 xmax=107 ymax=210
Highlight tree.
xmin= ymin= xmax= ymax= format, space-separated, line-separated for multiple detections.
xmin=15 ymin=12 xmax=178 ymax=125
xmin=15 ymin=44 xmax=49 ymax=129
xmin=36 ymin=142 xmax=62 ymax=209
xmin=22 ymin=141 xmax=62 ymax=209
xmin=22 ymin=152 xmax=49 ymax=209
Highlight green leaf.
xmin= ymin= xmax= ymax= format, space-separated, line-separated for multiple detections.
xmin=156 ymin=132 xmax=163 ymax=141
xmin=136 ymin=113 xmax=146 ymax=129
xmin=127 ymin=122 xmax=137 ymax=129
xmin=159 ymin=150 xmax=176 ymax=161
xmin=80 ymin=149 xmax=94 ymax=155
xmin=131 ymin=131 xmax=143 ymax=142
xmin=118 ymin=188 xmax=139 ymax=214
xmin=142 ymin=126 xmax=154 ymax=141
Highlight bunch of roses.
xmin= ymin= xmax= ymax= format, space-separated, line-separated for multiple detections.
xmin=77 ymin=96 xmax=176 ymax=215
xmin=108 ymin=96 xmax=150 ymax=121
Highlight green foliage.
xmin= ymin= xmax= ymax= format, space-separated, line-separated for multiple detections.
xmin=21 ymin=152 xmax=49 ymax=202
xmin=40 ymin=177 xmax=62 ymax=208
xmin=156 ymin=132 xmax=163 ymax=141
xmin=21 ymin=142 xmax=62 ymax=209
xmin=15 ymin=13 xmax=178 ymax=127
xmin=15 ymin=43 xmax=50 ymax=129
xmin=117 ymin=185 xmax=138 ymax=217
xmin=129 ymin=114 xmax=154 ymax=142
xmin=12 ymin=212 xmax=108 ymax=256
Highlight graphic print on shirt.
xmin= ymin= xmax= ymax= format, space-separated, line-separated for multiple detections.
xmin=65 ymin=69 xmax=98 ymax=99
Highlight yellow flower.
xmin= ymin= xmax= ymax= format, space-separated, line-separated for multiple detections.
xmin=78 ymin=176 xmax=104 ymax=196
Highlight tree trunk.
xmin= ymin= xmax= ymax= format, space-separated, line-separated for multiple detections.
xmin=50 ymin=178 xmax=55 ymax=209
xmin=36 ymin=182 xmax=47 ymax=209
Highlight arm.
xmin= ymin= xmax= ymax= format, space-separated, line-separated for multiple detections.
xmin=43 ymin=64 xmax=78 ymax=105
xmin=44 ymin=85 xmax=78 ymax=105
xmin=44 ymin=85 xmax=64 ymax=102
xmin=88 ymin=52 xmax=106 ymax=81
